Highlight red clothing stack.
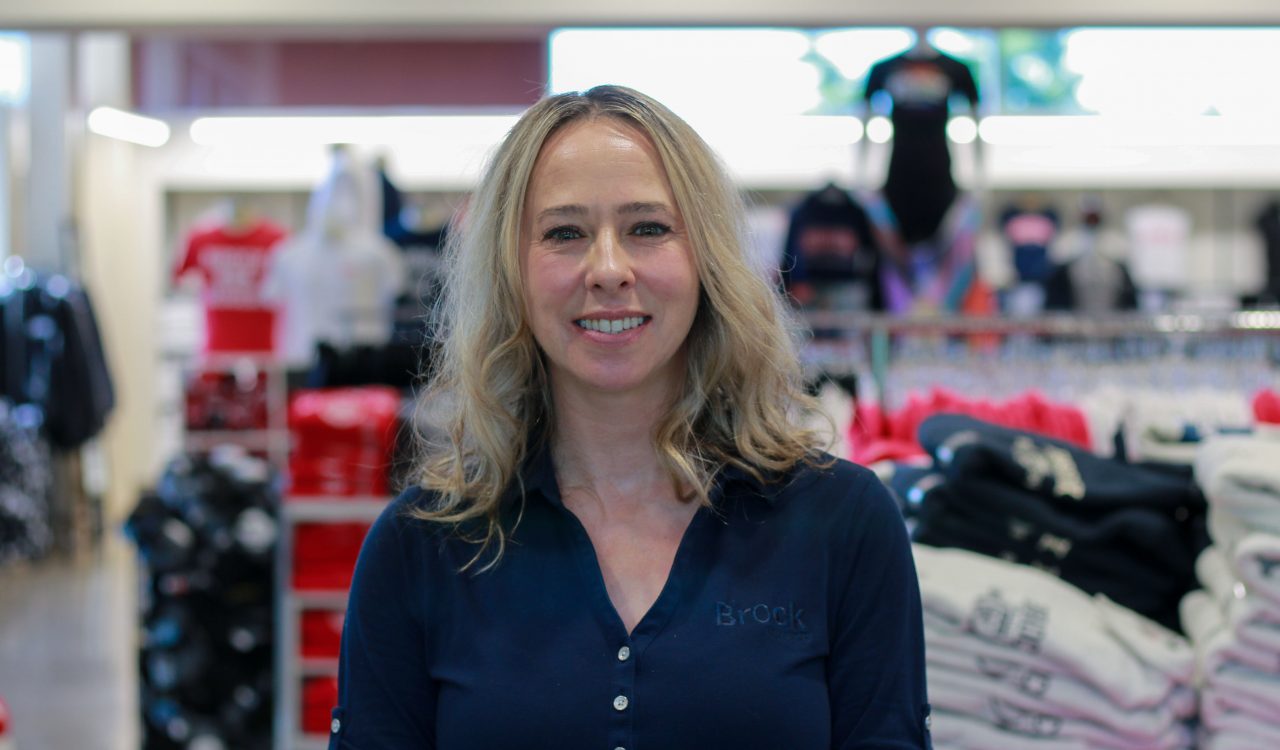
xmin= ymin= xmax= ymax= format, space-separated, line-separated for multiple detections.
xmin=849 ymin=387 xmax=1092 ymax=465
xmin=287 ymin=386 xmax=401 ymax=497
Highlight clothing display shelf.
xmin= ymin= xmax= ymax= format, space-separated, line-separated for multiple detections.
xmin=173 ymin=352 xmax=292 ymax=471
xmin=800 ymin=310 xmax=1280 ymax=409
xmin=276 ymin=496 xmax=392 ymax=750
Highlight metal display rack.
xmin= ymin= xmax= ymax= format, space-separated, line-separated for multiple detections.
xmin=799 ymin=310 xmax=1280 ymax=403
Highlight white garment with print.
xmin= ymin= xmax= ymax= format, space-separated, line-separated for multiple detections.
xmin=914 ymin=545 xmax=1193 ymax=711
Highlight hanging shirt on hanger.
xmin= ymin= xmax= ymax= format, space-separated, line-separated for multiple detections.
xmin=1124 ymin=204 xmax=1192 ymax=302
xmin=1000 ymin=202 xmax=1060 ymax=285
xmin=174 ymin=220 xmax=288 ymax=353
xmin=780 ymin=184 xmax=883 ymax=337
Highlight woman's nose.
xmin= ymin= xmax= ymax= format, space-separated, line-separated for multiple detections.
xmin=584 ymin=232 xmax=634 ymax=291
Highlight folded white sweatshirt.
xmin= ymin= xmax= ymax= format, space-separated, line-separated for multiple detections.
xmin=1195 ymin=545 xmax=1280 ymax=653
xmin=1200 ymin=697 xmax=1280 ymax=747
xmin=925 ymin=659 xmax=1183 ymax=742
xmin=1200 ymin=731 xmax=1280 ymax=750
xmin=929 ymin=709 xmax=1089 ymax=750
xmin=1196 ymin=437 xmax=1280 ymax=543
xmin=1180 ymin=589 xmax=1280 ymax=678
xmin=928 ymin=666 xmax=1194 ymax=750
xmin=914 ymin=544 xmax=1193 ymax=708
xmin=1232 ymin=533 xmax=1280 ymax=609
xmin=1204 ymin=662 xmax=1280 ymax=718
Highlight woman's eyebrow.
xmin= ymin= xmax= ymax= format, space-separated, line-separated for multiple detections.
xmin=617 ymin=201 xmax=671 ymax=216
xmin=535 ymin=204 xmax=588 ymax=222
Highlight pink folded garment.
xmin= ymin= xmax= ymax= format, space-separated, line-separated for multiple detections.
xmin=929 ymin=709 xmax=1089 ymax=750
xmin=924 ymin=658 xmax=1185 ymax=743
xmin=927 ymin=666 xmax=1194 ymax=750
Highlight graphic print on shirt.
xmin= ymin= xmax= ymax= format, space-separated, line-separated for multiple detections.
xmin=989 ymin=698 xmax=1063 ymax=737
xmin=883 ymin=61 xmax=955 ymax=111
xmin=969 ymin=589 xmax=1048 ymax=656
xmin=200 ymin=246 xmax=274 ymax=308
xmin=1011 ymin=437 xmax=1086 ymax=500
xmin=975 ymin=656 xmax=1052 ymax=698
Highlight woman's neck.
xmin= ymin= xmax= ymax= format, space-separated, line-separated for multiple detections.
xmin=549 ymin=383 xmax=677 ymax=507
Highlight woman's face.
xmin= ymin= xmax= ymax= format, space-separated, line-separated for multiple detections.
xmin=520 ymin=117 xmax=700 ymax=403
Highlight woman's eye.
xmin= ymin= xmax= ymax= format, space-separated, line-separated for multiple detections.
xmin=632 ymin=222 xmax=671 ymax=237
xmin=543 ymin=226 xmax=583 ymax=242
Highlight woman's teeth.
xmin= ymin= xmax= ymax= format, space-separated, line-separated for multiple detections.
xmin=576 ymin=316 xmax=647 ymax=334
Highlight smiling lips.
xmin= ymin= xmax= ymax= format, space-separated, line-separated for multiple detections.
xmin=575 ymin=315 xmax=651 ymax=334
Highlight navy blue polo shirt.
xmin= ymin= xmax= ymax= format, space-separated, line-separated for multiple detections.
xmin=328 ymin=448 xmax=930 ymax=749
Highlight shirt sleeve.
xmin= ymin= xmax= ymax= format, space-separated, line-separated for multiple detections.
xmin=829 ymin=472 xmax=931 ymax=749
xmin=330 ymin=493 xmax=437 ymax=749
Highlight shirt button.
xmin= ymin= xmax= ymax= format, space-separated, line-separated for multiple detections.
xmin=617 ymin=646 xmax=631 ymax=661
xmin=331 ymin=718 xmax=341 ymax=733
xmin=613 ymin=695 xmax=629 ymax=711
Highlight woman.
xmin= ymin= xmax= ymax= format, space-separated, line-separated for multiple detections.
xmin=329 ymin=85 xmax=930 ymax=749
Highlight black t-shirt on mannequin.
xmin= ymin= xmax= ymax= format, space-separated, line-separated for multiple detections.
xmin=865 ymin=50 xmax=979 ymax=244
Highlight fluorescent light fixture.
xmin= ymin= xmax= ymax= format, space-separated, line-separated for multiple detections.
xmin=549 ymin=28 xmax=822 ymax=119
xmin=866 ymin=116 xmax=894 ymax=144
xmin=978 ymin=116 xmax=1280 ymax=148
xmin=87 ymin=106 xmax=170 ymax=147
xmin=0 ymin=34 xmax=28 ymax=105
xmin=189 ymin=115 xmax=520 ymax=147
xmin=947 ymin=116 xmax=978 ymax=144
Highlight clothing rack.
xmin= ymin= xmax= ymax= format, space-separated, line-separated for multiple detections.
xmin=799 ymin=311 xmax=1280 ymax=410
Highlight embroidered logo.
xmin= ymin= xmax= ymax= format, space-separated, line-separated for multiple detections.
xmin=716 ymin=601 xmax=807 ymax=631
xmin=1012 ymin=437 xmax=1086 ymax=500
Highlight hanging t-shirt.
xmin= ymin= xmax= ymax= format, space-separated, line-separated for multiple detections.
xmin=865 ymin=51 xmax=979 ymax=244
xmin=264 ymin=230 xmax=408 ymax=368
xmin=1124 ymin=204 xmax=1192 ymax=295
xmin=1001 ymin=204 xmax=1060 ymax=284
xmin=174 ymin=221 xmax=288 ymax=353
xmin=780 ymin=185 xmax=883 ymax=336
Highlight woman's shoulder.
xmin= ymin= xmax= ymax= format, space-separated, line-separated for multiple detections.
xmin=781 ymin=453 xmax=904 ymax=528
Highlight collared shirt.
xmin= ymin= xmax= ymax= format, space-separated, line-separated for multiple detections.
xmin=329 ymin=448 xmax=931 ymax=749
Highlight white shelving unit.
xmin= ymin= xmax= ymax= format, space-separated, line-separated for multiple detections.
xmin=177 ymin=353 xmax=292 ymax=470
xmin=275 ymin=496 xmax=393 ymax=750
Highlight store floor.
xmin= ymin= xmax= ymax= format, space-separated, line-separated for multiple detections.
xmin=0 ymin=536 xmax=140 ymax=750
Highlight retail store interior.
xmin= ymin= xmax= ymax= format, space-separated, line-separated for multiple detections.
xmin=3 ymin=2 xmax=1280 ymax=749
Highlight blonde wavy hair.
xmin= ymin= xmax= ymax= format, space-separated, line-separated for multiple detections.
xmin=412 ymin=85 xmax=825 ymax=569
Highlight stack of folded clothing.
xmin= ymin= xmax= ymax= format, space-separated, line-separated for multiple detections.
xmin=1181 ymin=436 xmax=1280 ymax=749
xmin=916 ymin=545 xmax=1197 ymax=750
xmin=905 ymin=413 xmax=1207 ymax=630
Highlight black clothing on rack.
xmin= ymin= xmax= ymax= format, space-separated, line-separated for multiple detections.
xmin=865 ymin=51 xmax=979 ymax=244
xmin=1043 ymin=255 xmax=1139 ymax=314
xmin=0 ymin=272 xmax=115 ymax=450
xmin=0 ymin=399 xmax=53 ymax=565
xmin=1255 ymin=200 xmax=1280 ymax=301
xmin=780 ymin=184 xmax=883 ymax=337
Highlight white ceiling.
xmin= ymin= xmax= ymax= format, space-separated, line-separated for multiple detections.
xmin=5 ymin=0 xmax=1280 ymax=31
